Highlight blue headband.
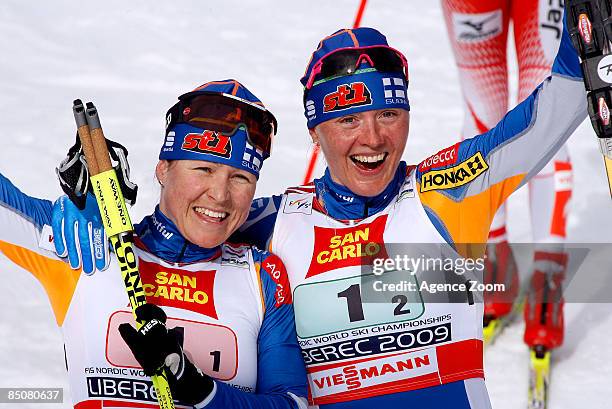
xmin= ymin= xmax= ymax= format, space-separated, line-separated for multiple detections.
xmin=159 ymin=79 xmax=273 ymax=178
xmin=304 ymin=69 xmax=410 ymax=129
xmin=159 ymin=123 xmax=266 ymax=178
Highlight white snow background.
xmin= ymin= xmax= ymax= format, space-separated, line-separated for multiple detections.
xmin=0 ymin=1 xmax=610 ymax=408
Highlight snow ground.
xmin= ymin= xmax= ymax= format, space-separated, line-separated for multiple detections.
xmin=0 ymin=1 xmax=610 ymax=408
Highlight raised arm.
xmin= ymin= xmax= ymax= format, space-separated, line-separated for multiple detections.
xmin=0 ymin=172 xmax=79 ymax=325
xmin=416 ymin=13 xmax=586 ymax=253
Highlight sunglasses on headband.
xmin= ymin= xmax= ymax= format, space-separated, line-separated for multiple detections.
xmin=305 ymin=45 xmax=409 ymax=90
xmin=166 ymin=92 xmax=277 ymax=155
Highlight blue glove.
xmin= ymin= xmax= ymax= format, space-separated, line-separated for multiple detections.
xmin=51 ymin=194 xmax=110 ymax=275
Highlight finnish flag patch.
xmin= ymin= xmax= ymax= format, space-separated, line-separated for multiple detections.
xmin=242 ymin=140 xmax=263 ymax=173
xmin=306 ymin=100 xmax=316 ymax=120
xmin=382 ymin=77 xmax=406 ymax=99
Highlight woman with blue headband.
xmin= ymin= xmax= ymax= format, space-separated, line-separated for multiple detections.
xmin=0 ymin=80 xmax=307 ymax=408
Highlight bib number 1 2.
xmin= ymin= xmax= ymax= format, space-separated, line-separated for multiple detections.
xmin=337 ymin=283 xmax=411 ymax=322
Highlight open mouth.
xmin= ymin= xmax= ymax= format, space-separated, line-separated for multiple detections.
xmin=194 ymin=206 xmax=228 ymax=222
xmin=350 ymin=152 xmax=388 ymax=171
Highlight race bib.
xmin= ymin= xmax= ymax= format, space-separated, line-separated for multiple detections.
xmin=293 ymin=270 xmax=424 ymax=338
xmin=106 ymin=311 xmax=238 ymax=380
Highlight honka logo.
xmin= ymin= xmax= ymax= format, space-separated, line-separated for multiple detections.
xmin=182 ymin=130 xmax=232 ymax=158
xmin=323 ymin=82 xmax=372 ymax=112
xmin=306 ymin=215 xmax=388 ymax=278
xmin=420 ymin=152 xmax=488 ymax=193
xmin=138 ymin=259 xmax=218 ymax=319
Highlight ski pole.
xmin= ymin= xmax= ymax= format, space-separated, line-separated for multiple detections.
xmin=566 ymin=1 xmax=612 ymax=198
xmin=72 ymin=99 xmax=176 ymax=409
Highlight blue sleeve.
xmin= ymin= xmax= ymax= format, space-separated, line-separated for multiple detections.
xmin=552 ymin=10 xmax=582 ymax=79
xmin=415 ymin=15 xmax=583 ymax=198
xmin=202 ymin=249 xmax=307 ymax=409
xmin=231 ymin=195 xmax=282 ymax=250
xmin=414 ymin=15 xmax=586 ymax=248
xmin=0 ymin=172 xmax=53 ymax=230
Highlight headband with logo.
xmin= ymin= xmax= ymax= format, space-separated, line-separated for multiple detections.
xmin=159 ymin=79 xmax=270 ymax=178
xmin=304 ymin=69 xmax=409 ymax=128
xmin=301 ymin=28 xmax=410 ymax=129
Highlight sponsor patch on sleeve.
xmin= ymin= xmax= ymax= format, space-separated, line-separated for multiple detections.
xmin=419 ymin=143 xmax=459 ymax=172
xmin=419 ymin=152 xmax=489 ymax=193
xmin=262 ymin=254 xmax=293 ymax=307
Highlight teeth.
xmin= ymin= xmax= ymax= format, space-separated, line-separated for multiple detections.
xmin=352 ymin=153 xmax=385 ymax=163
xmin=195 ymin=207 xmax=227 ymax=219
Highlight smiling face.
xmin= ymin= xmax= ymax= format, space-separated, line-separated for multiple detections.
xmin=309 ymin=108 xmax=409 ymax=197
xmin=156 ymin=160 xmax=257 ymax=248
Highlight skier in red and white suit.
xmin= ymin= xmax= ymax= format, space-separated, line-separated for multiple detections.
xmin=441 ymin=0 xmax=569 ymax=350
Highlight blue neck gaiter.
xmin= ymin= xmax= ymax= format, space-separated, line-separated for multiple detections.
xmin=135 ymin=206 xmax=220 ymax=264
xmin=314 ymin=162 xmax=407 ymax=220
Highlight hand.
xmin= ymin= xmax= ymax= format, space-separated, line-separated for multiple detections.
xmin=56 ymin=133 xmax=138 ymax=209
xmin=51 ymin=194 xmax=109 ymax=275
xmin=52 ymin=131 xmax=137 ymax=275
xmin=119 ymin=304 xmax=214 ymax=405
xmin=119 ymin=304 xmax=181 ymax=376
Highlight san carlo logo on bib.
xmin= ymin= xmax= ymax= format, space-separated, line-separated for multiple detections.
xmin=138 ymin=259 xmax=218 ymax=319
xmin=307 ymin=215 xmax=389 ymax=278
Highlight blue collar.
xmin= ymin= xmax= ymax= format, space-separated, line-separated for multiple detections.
xmin=134 ymin=206 xmax=221 ymax=263
xmin=314 ymin=162 xmax=407 ymax=220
